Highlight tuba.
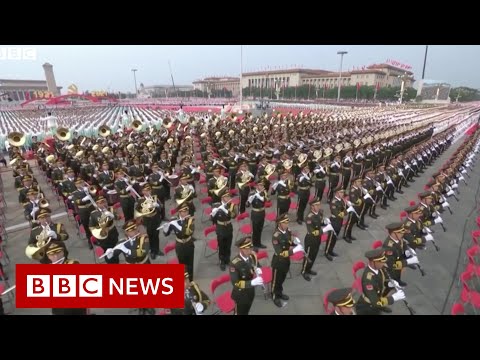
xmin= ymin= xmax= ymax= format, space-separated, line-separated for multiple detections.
xmin=56 ymin=127 xmax=71 ymax=141
xmin=98 ymin=125 xmax=111 ymax=137
xmin=8 ymin=131 xmax=26 ymax=147
xmin=213 ymin=175 xmax=228 ymax=196
xmin=131 ymin=119 xmax=143 ymax=132
xmin=264 ymin=163 xmax=276 ymax=178
xmin=46 ymin=154 xmax=57 ymax=164
xmin=25 ymin=225 xmax=52 ymax=260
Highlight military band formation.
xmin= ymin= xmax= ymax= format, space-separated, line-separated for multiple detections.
xmin=4 ymin=103 xmax=480 ymax=315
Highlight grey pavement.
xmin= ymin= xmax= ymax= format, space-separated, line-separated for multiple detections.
xmin=1 ymin=135 xmax=478 ymax=315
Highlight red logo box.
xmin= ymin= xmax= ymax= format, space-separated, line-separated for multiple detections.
xmin=16 ymin=264 xmax=185 ymax=309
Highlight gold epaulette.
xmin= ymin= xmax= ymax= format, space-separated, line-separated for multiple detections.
xmin=232 ymin=257 xmax=241 ymax=265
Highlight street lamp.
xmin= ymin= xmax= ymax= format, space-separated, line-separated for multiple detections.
xmin=398 ymin=72 xmax=411 ymax=104
xmin=337 ymin=51 xmax=348 ymax=102
xmin=131 ymin=69 xmax=138 ymax=98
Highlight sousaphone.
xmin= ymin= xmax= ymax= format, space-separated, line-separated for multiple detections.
xmin=264 ymin=163 xmax=276 ymax=177
xmin=8 ymin=131 xmax=26 ymax=147
xmin=56 ymin=127 xmax=71 ymax=141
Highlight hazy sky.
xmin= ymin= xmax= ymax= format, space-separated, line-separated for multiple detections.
xmin=1 ymin=45 xmax=478 ymax=92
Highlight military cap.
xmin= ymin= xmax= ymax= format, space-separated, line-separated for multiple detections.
xmin=66 ymin=167 xmax=75 ymax=173
xmin=334 ymin=185 xmax=345 ymax=193
xmin=95 ymin=195 xmax=108 ymax=204
xmin=386 ymin=222 xmax=405 ymax=233
xmin=37 ymin=208 xmax=52 ymax=219
xmin=235 ymin=236 xmax=253 ymax=249
xmin=75 ymin=177 xmax=85 ymax=185
xmin=123 ymin=219 xmax=138 ymax=232
xmin=180 ymin=172 xmax=192 ymax=180
xmin=418 ymin=191 xmax=433 ymax=200
xmin=184 ymin=271 xmax=190 ymax=279
xmin=22 ymin=175 xmax=33 ymax=182
xmin=46 ymin=241 xmax=67 ymax=256
xmin=27 ymin=188 xmax=38 ymax=196
xmin=276 ymin=213 xmax=290 ymax=224
xmin=309 ymin=197 xmax=321 ymax=206
xmin=404 ymin=204 xmax=422 ymax=214
xmin=177 ymin=203 xmax=189 ymax=213
xmin=257 ymin=179 xmax=268 ymax=188
xmin=327 ymin=288 xmax=355 ymax=308
xmin=365 ymin=248 xmax=387 ymax=262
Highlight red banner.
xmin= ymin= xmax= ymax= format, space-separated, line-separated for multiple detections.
xmin=16 ymin=264 xmax=185 ymax=309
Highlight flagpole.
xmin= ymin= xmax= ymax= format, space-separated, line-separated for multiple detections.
xmin=240 ymin=45 xmax=243 ymax=111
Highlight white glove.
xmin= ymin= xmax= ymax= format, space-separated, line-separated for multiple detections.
xmin=251 ymin=277 xmax=264 ymax=286
xmin=347 ymin=206 xmax=356 ymax=213
xmin=219 ymin=205 xmax=228 ymax=214
xmin=447 ymin=190 xmax=455 ymax=196
xmin=154 ymin=202 xmax=160 ymax=208
xmin=82 ymin=196 xmax=90 ymax=202
xmin=461 ymin=169 xmax=467 ymax=174
xmin=126 ymin=185 xmax=133 ymax=191
xmin=323 ymin=218 xmax=331 ymax=225
xmin=322 ymin=224 xmax=334 ymax=233
xmin=68 ymin=195 xmax=73 ymax=200
xmin=434 ymin=217 xmax=443 ymax=224
xmin=425 ymin=234 xmax=434 ymax=242
xmin=105 ymin=248 xmax=114 ymax=259
xmin=459 ymin=176 xmax=465 ymax=181
xmin=194 ymin=302 xmax=204 ymax=313
xmin=83 ymin=186 xmax=89 ymax=192
xmin=452 ymin=184 xmax=458 ymax=189
xmin=255 ymin=193 xmax=264 ymax=202
xmin=363 ymin=194 xmax=370 ymax=200
xmin=292 ymin=244 xmax=304 ymax=254
xmin=388 ymin=280 xmax=400 ymax=288
xmin=47 ymin=230 xmax=57 ymax=239
xmin=392 ymin=290 xmax=406 ymax=302
xmin=293 ymin=237 xmax=301 ymax=245
xmin=102 ymin=186 xmax=108 ymax=190
xmin=347 ymin=201 xmax=353 ymax=207
xmin=432 ymin=212 xmax=438 ymax=218
xmin=425 ymin=227 xmax=432 ymax=234
xmin=255 ymin=268 xmax=263 ymax=276
xmin=376 ymin=186 xmax=383 ymax=191
xmin=104 ymin=211 xmax=115 ymax=219
xmin=406 ymin=256 xmax=419 ymax=265
xmin=247 ymin=195 xmax=255 ymax=203
xmin=442 ymin=202 xmax=450 ymax=209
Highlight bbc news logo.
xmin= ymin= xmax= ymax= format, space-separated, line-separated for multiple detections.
xmin=0 ymin=47 xmax=37 ymax=61
xmin=16 ymin=264 xmax=184 ymax=308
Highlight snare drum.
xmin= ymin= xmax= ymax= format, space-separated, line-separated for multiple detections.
xmin=106 ymin=190 xmax=120 ymax=205
xmin=168 ymin=174 xmax=179 ymax=187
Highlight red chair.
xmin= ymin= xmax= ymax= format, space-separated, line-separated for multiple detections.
xmin=464 ymin=245 xmax=480 ymax=265
xmin=460 ymin=270 xmax=480 ymax=314
xmin=90 ymin=236 xmax=105 ymax=263
xmin=256 ymin=251 xmax=273 ymax=299
xmin=229 ymin=189 xmax=238 ymax=196
xmin=210 ymin=274 xmax=235 ymax=315
xmin=231 ymin=197 xmax=240 ymax=205
xmin=451 ymin=303 xmax=465 ymax=315
xmin=236 ymin=212 xmax=249 ymax=222
xmin=164 ymin=241 xmax=179 ymax=264
xmin=170 ymin=208 xmax=177 ymax=216
xmin=400 ymin=211 xmax=407 ymax=221
xmin=264 ymin=201 xmax=272 ymax=208
xmin=201 ymin=207 xmax=212 ymax=223
xmin=289 ymin=202 xmax=298 ymax=210
xmin=199 ymin=176 xmax=207 ymax=185
xmin=409 ymin=201 xmax=416 ymax=206
xmin=471 ymin=230 xmax=480 ymax=246
xmin=372 ymin=240 xmax=383 ymax=249
xmin=288 ymin=251 xmax=304 ymax=278
xmin=351 ymin=261 xmax=366 ymax=294
xmin=323 ymin=288 xmax=337 ymax=315
xmin=201 ymin=196 xmax=212 ymax=205
xmin=476 ymin=216 xmax=480 ymax=228
xmin=203 ymin=225 xmax=218 ymax=258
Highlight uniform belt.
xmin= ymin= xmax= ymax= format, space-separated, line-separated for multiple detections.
xmin=252 ymin=207 xmax=265 ymax=212
xmin=343 ymin=167 xmax=351 ymax=170
xmin=120 ymin=194 xmax=130 ymax=198
xmin=127 ymin=255 xmax=150 ymax=264
xmin=298 ymin=186 xmax=310 ymax=190
xmin=176 ymin=236 xmax=192 ymax=244
xmin=278 ymin=195 xmax=290 ymax=199
xmin=354 ymin=162 xmax=363 ymax=165
xmin=217 ymin=220 xmax=231 ymax=226
xmin=152 ymin=186 xmax=162 ymax=189
xmin=77 ymin=205 xmax=91 ymax=209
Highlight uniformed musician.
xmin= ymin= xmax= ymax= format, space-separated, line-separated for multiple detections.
xmin=325 ymin=186 xmax=345 ymax=261
xmin=89 ymin=195 xmax=119 ymax=263
xmin=170 ymin=271 xmax=210 ymax=315
xmin=229 ymin=236 xmax=264 ymax=315
xmin=326 ymin=288 xmax=356 ymax=315
xmin=296 ymin=163 xmax=312 ymax=225
xmin=114 ymin=169 xmax=135 ymax=222
xmin=70 ymin=178 xmax=95 ymax=247
xmin=249 ymin=180 xmax=268 ymax=250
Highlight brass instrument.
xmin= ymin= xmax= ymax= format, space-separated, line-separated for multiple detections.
xmin=101 ymin=146 xmax=111 ymax=154
xmin=46 ymin=154 xmax=57 ymax=164
xmin=75 ymin=150 xmax=84 ymax=159
xmin=237 ymin=171 xmax=253 ymax=189
xmin=297 ymin=153 xmax=308 ymax=166
xmin=91 ymin=210 xmax=112 ymax=239
xmin=313 ymin=150 xmax=322 ymax=161
xmin=126 ymin=143 xmax=135 ymax=152
xmin=213 ymin=176 xmax=228 ymax=196
xmin=25 ymin=224 xmax=52 ymax=260
xmin=132 ymin=119 xmax=143 ymax=132
xmin=99 ymin=125 xmax=111 ymax=137
xmin=8 ymin=131 xmax=26 ymax=147
xmin=264 ymin=163 xmax=276 ymax=177
xmin=176 ymin=186 xmax=194 ymax=205
xmin=283 ymin=159 xmax=293 ymax=170
xmin=38 ymin=198 xmax=50 ymax=209
xmin=134 ymin=195 xmax=157 ymax=219
xmin=56 ymin=127 xmax=71 ymax=141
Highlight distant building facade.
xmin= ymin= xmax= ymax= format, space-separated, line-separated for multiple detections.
xmin=192 ymin=77 xmax=240 ymax=97
xmin=143 ymin=84 xmax=194 ymax=97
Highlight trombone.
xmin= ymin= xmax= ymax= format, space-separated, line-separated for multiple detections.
xmin=120 ymin=172 xmax=142 ymax=198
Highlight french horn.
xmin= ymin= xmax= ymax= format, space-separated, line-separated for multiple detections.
xmin=212 ymin=176 xmax=228 ymax=196
xmin=264 ymin=163 xmax=276 ymax=177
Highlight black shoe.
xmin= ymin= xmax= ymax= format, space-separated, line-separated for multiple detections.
xmin=280 ymin=294 xmax=289 ymax=301
xmin=325 ymin=254 xmax=333 ymax=261
xmin=389 ymin=196 xmax=397 ymax=201
xmin=397 ymin=190 xmax=404 ymax=194
xmin=357 ymin=224 xmax=367 ymax=230
xmin=370 ymin=214 xmax=379 ymax=219
xmin=220 ymin=263 xmax=226 ymax=271
xmin=329 ymin=251 xmax=339 ymax=257
xmin=308 ymin=270 xmax=317 ymax=276
xmin=381 ymin=306 xmax=393 ymax=313
xmin=158 ymin=251 xmax=165 ymax=256
xmin=297 ymin=220 xmax=303 ymax=225
xmin=302 ymin=273 xmax=311 ymax=281
xmin=381 ymin=205 xmax=388 ymax=210
xmin=150 ymin=253 xmax=157 ymax=260
xmin=273 ymin=298 xmax=284 ymax=308
xmin=346 ymin=236 xmax=357 ymax=241
xmin=344 ymin=237 xmax=352 ymax=244
xmin=258 ymin=244 xmax=267 ymax=249
xmin=398 ymin=280 xmax=408 ymax=287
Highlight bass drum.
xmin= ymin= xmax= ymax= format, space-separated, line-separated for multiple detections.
xmin=168 ymin=174 xmax=180 ymax=187
xmin=106 ymin=190 xmax=120 ymax=205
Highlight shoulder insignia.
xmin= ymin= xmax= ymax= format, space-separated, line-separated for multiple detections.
xmin=366 ymin=272 xmax=373 ymax=280
xmin=231 ymin=258 xmax=240 ymax=265
xmin=405 ymin=221 xmax=411 ymax=226
xmin=387 ymin=240 xmax=394 ymax=247
xmin=366 ymin=284 xmax=374 ymax=291
xmin=273 ymin=231 xmax=280 ymax=237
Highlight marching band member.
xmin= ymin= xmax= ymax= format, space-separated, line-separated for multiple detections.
xmin=325 ymin=186 xmax=345 ymax=261
xmin=60 ymin=167 xmax=77 ymax=200
xmin=362 ymin=169 xmax=379 ymax=220
xmin=271 ymin=214 xmax=303 ymax=308
xmin=70 ymin=178 xmax=95 ymax=247
xmin=114 ymin=169 xmax=136 ymax=222
xmin=229 ymin=236 xmax=263 ymax=315
xmin=236 ymin=161 xmax=252 ymax=214
xmin=23 ymin=189 xmax=42 ymax=227
xmin=148 ymin=163 xmax=167 ymax=220
xmin=18 ymin=175 xmax=43 ymax=205
xmin=249 ymin=180 xmax=268 ymax=250
xmin=272 ymin=168 xmax=293 ymax=216
xmin=105 ymin=220 xmax=150 ymax=264
xmin=356 ymin=248 xmax=406 ymax=315
xmin=97 ymin=161 xmax=115 ymax=199
xmin=296 ymin=163 xmax=312 ymax=225
xmin=163 ymin=204 xmax=196 ymax=281
xmin=341 ymin=149 xmax=353 ymax=190
xmin=170 ymin=272 xmax=210 ymax=315
xmin=301 ymin=197 xmax=332 ymax=281
xmin=326 ymin=154 xmax=341 ymax=203
xmin=312 ymin=158 xmax=327 ymax=201
xmin=174 ymin=173 xmax=196 ymax=216
xmin=89 ymin=195 xmax=118 ymax=262
xmin=402 ymin=205 xmax=434 ymax=250
xmin=326 ymin=288 xmax=356 ymax=315
xmin=211 ymin=189 xmax=237 ymax=271
xmin=346 ymin=177 xmax=363 ymax=238
xmin=135 ymin=183 xmax=163 ymax=259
